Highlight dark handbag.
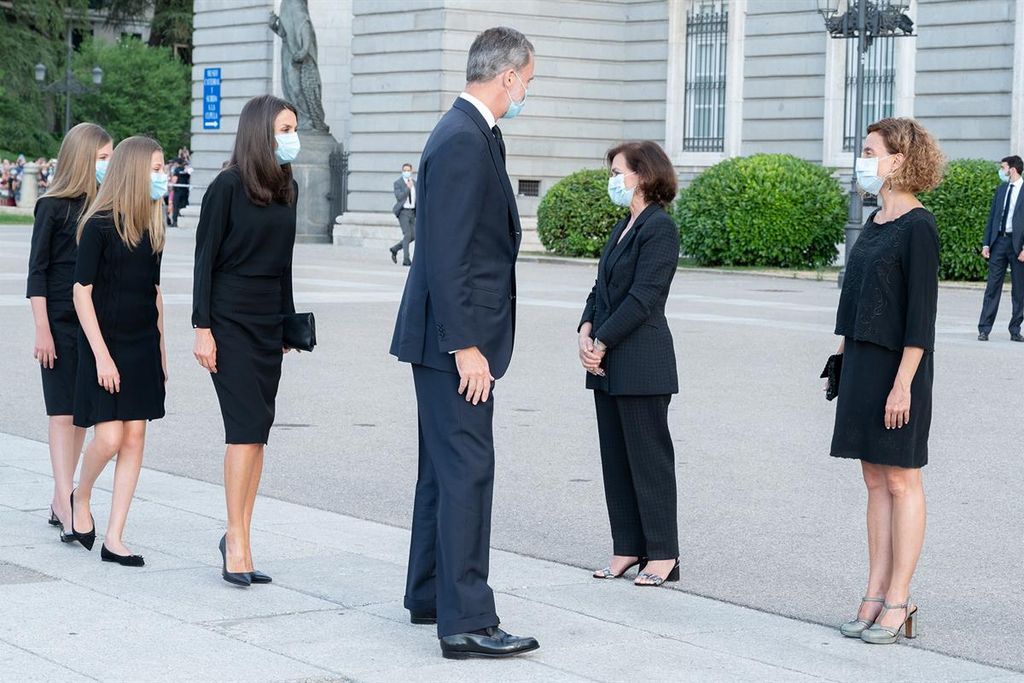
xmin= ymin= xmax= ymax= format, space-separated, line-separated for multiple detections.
xmin=820 ymin=353 xmax=843 ymax=401
xmin=283 ymin=312 xmax=316 ymax=352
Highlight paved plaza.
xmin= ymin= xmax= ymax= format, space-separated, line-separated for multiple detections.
xmin=2 ymin=223 xmax=1023 ymax=680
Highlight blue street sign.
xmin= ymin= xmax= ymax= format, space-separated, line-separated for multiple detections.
xmin=203 ymin=67 xmax=221 ymax=130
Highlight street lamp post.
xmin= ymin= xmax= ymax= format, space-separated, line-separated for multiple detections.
xmin=34 ymin=16 xmax=103 ymax=136
xmin=817 ymin=0 xmax=914 ymax=287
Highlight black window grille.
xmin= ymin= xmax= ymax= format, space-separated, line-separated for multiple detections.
xmin=682 ymin=1 xmax=728 ymax=153
xmin=518 ymin=179 xmax=540 ymax=197
xmin=843 ymin=33 xmax=896 ymax=152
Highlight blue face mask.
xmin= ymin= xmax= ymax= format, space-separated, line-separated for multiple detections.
xmin=402 ymin=170 xmax=412 ymax=180
xmin=150 ymin=171 xmax=168 ymax=201
xmin=275 ymin=132 xmax=301 ymax=165
xmin=502 ymin=71 xmax=528 ymax=120
xmin=855 ymin=155 xmax=891 ymax=196
xmin=95 ymin=159 xmax=108 ymax=185
xmin=999 ymin=169 xmax=1010 ymax=183
xmin=607 ymin=172 xmax=636 ymax=207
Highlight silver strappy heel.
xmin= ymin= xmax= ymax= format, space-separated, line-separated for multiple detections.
xmin=839 ymin=596 xmax=884 ymax=638
xmin=861 ymin=599 xmax=918 ymax=644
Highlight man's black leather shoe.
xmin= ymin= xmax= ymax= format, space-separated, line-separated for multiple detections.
xmin=439 ymin=627 xmax=539 ymax=659
xmin=409 ymin=610 xmax=436 ymax=625
xmin=978 ymin=332 xmax=989 ymax=341
xmin=1012 ymin=333 xmax=1024 ymax=342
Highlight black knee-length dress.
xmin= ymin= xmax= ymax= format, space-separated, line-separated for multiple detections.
xmin=26 ymin=195 xmax=86 ymax=416
xmin=73 ymin=214 xmax=166 ymax=428
xmin=192 ymin=168 xmax=297 ymax=445
xmin=831 ymin=208 xmax=940 ymax=469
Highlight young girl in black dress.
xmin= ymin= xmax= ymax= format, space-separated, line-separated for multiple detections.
xmin=68 ymin=136 xmax=169 ymax=567
xmin=193 ymin=95 xmax=298 ymax=586
xmin=26 ymin=122 xmax=112 ymax=536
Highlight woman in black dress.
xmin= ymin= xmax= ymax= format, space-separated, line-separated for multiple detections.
xmin=579 ymin=141 xmax=682 ymax=587
xmin=192 ymin=95 xmax=298 ymax=587
xmin=831 ymin=118 xmax=944 ymax=644
xmin=68 ymin=136 xmax=168 ymax=567
xmin=26 ymin=122 xmax=112 ymax=535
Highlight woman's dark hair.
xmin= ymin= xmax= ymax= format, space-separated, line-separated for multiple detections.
xmin=230 ymin=95 xmax=297 ymax=207
xmin=1002 ymin=155 xmax=1024 ymax=174
xmin=605 ymin=141 xmax=677 ymax=208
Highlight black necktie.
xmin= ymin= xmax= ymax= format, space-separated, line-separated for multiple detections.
xmin=1002 ymin=184 xmax=1015 ymax=231
xmin=492 ymin=125 xmax=506 ymax=163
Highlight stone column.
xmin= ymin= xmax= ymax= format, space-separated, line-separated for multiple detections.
xmin=19 ymin=163 xmax=39 ymax=209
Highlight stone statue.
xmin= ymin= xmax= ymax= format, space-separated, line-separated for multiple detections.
xmin=269 ymin=0 xmax=329 ymax=133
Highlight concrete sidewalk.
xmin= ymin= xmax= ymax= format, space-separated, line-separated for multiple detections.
xmin=0 ymin=432 xmax=1019 ymax=683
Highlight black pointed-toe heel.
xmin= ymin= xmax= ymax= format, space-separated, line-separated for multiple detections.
xmin=69 ymin=489 xmax=96 ymax=551
xmin=219 ymin=535 xmax=251 ymax=587
xmin=250 ymin=570 xmax=272 ymax=584
xmin=48 ymin=506 xmax=61 ymax=526
xmin=101 ymin=544 xmax=145 ymax=567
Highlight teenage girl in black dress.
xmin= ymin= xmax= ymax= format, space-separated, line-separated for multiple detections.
xmin=192 ymin=95 xmax=298 ymax=586
xmin=68 ymin=136 xmax=169 ymax=567
xmin=26 ymin=122 xmax=112 ymax=536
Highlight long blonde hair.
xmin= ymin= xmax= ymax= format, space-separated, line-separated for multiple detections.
xmin=46 ymin=122 xmax=112 ymax=209
xmin=78 ymin=136 xmax=165 ymax=253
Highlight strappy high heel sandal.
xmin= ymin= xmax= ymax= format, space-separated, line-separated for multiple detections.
xmin=635 ymin=559 xmax=679 ymax=587
xmin=593 ymin=557 xmax=647 ymax=579
xmin=48 ymin=506 xmax=61 ymax=526
xmin=861 ymin=599 xmax=918 ymax=644
xmin=839 ymin=596 xmax=884 ymax=637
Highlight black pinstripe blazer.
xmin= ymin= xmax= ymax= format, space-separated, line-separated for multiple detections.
xmin=579 ymin=204 xmax=679 ymax=396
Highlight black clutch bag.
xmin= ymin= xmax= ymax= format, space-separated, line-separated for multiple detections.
xmin=820 ymin=353 xmax=843 ymax=401
xmin=283 ymin=312 xmax=316 ymax=352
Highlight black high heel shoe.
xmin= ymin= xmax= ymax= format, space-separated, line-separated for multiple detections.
xmin=635 ymin=559 xmax=680 ymax=587
xmin=48 ymin=506 xmax=61 ymax=526
xmin=219 ymin=534 xmax=251 ymax=587
xmin=250 ymin=570 xmax=272 ymax=584
xmin=101 ymin=544 xmax=145 ymax=567
xmin=593 ymin=557 xmax=648 ymax=579
xmin=69 ymin=489 xmax=96 ymax=551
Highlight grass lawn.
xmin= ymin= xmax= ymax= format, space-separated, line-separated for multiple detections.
xmin=0 ymin=214 xmax=35 ymax=225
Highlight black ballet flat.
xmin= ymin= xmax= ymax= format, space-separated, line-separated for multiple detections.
xmin=48 ymin=506 xmax=61 ymax=526
xmin=101 ymin=544 xmax=145 ymax=567
xmin=69 ymin=489 xmax=96 ymax=551
xmin=219 ymin=534 xmax=251 ymax=587
xmin=250 ymin=570 xmax=272 ymax=584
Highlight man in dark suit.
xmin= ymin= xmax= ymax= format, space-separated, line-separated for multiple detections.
xmin=389 ymin=163 xmax=416 ymax=266
xmin=389 ymin=27 xmax=538 ymax=660
xmin=978 ymin=154 xmax=1024 ymax=342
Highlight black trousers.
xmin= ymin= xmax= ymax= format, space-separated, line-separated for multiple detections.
xmin=404 ymin=364 xmax=498 ymax=637
xmin=979 ymin=233 xmax=1024 ymax=335
xmin=391 ymin=208 xmax=415 ymax=265
xmin=594 ymin=391 xmax=678 ymax=560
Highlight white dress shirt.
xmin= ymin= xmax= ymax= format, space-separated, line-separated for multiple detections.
xmin=458 ymin=92 xmax=497 ymax=130
xmin=1004 ymin=177 xmax=1022 ymax=233
xmin=403 ymin=181 xmax=415 ymax=209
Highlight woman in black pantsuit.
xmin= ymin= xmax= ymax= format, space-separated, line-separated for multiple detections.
xmin=831 ymin=118 xmax=944 ymax=645
xmin=26 ymin=122 xmax=112 ymax=535
xmin=579 ymin=141 xmax=681 ymax=587
xmin=70 ymin=136 xmax=168 ymax=566
xmin=193 ymin=95 xmax=298 ymax=587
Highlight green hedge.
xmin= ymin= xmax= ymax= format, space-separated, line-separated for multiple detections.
xmin=537 ymin=169 xmax=623 ymax=257
xmin=673 ymin=154 xmax=847 ymax=269
xmin=919 ymin=159 xmax=997 ymax=282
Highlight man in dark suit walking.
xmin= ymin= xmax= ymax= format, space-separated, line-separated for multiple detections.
xmin=389 ymin=163 xmax=416 ymax=266
xmin=978 ymin=155 xmax=1024 ymax=342
xmin=390 ymin=27 xmax=538 ymax=659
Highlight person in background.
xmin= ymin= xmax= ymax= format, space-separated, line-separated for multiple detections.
xmin=977 ymin=154 xmax=1024 ymax=342
xmin=831 ymin=117 xmax=943 ymax=645
xmin=389 ymin=163 xmax=416 ymax=266
xmin=172 ymin=156 xmax=192 ymax=227
xmin=68 ymin=136 xmax=168 ymax=567
xmin=26 ymin=122 xmax=113 ymax=537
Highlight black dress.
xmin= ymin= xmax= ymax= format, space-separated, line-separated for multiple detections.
xmin=192 ymin=168 xmax=296 ymax=445
xmin=26 ymin=195 xmax=86 ymax=416
xmin=831 ymin=207 xmax=940 ymax=469
xmin=73 ymin=214 xmax=165 ymax=428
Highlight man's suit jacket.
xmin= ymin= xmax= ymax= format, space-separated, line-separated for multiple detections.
xmin=393 ymin=176 xmax=416 ymax=217
xmin=579 ymin=204 xmax=679 ymax=396
xmin=390 ymin=97 xmax=522 ymax=379
xmin=983 ymin=181 xmax=1024 ymax=255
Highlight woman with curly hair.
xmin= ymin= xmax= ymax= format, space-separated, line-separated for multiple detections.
xmin=831 ymin=117 xmax=945 ymax=645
